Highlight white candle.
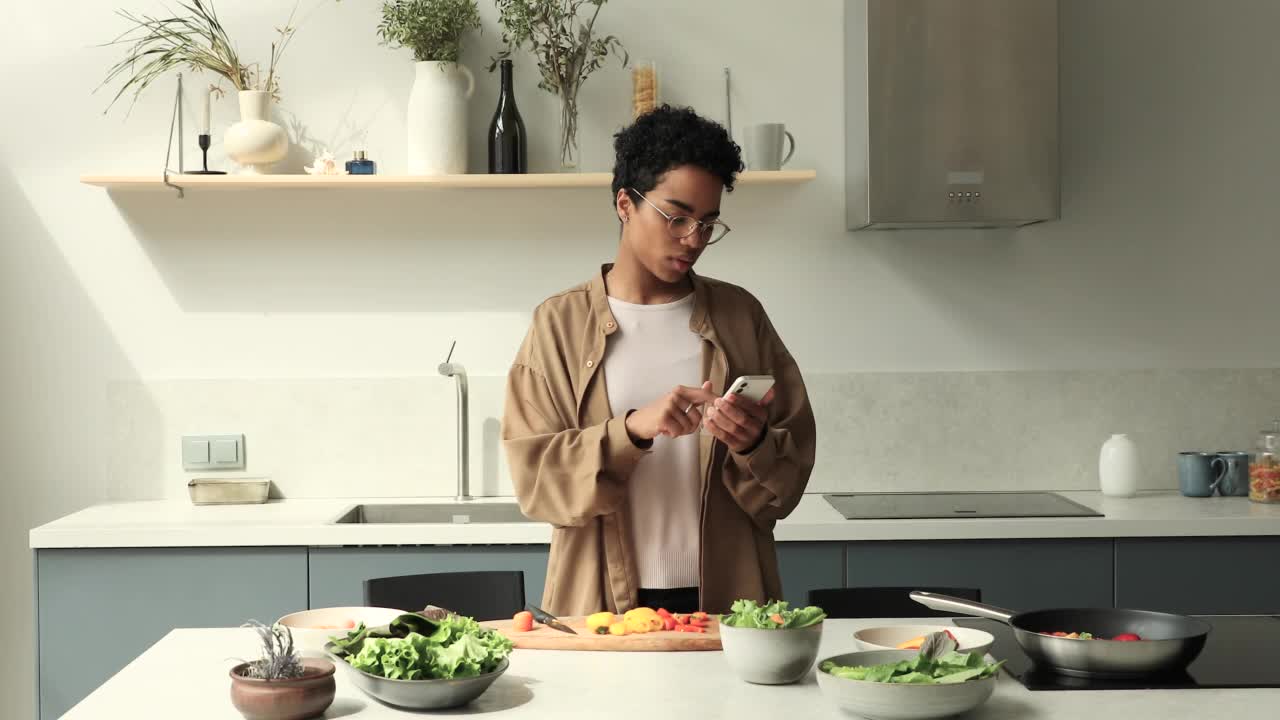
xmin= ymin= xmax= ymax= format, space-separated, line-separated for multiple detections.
xmin=201 ymin=87 xmax=211 ymax=135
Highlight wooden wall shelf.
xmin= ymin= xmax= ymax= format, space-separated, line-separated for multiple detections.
xmin=80 ymin=170 xmax=817 ymax=191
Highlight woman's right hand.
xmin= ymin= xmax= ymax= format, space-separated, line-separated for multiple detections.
xmin=625 ymin=382 xmax=719 ymax=443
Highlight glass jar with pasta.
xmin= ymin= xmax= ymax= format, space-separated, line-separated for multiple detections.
xmin=632 ymin=61 xmax=658 ymax=119
xmin=1249 ymin=421 xmax=1280 ymax=503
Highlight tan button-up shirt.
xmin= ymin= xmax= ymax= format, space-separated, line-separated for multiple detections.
xmin=502 ymin=266 xmax=817 ymax=614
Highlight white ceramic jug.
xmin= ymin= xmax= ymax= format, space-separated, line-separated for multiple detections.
xmin=407 ymin=61 xmax=475 ymax=175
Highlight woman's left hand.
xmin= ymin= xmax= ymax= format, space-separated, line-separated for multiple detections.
xmin=703 ymin=387 xmax=776 ymax=453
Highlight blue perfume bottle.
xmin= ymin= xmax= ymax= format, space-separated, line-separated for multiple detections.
xmin=346 ymin=151 xmax=376 ymax=175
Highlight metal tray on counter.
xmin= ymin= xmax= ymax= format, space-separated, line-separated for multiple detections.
xmin=187 ymin=478 xmax=270 ymax=505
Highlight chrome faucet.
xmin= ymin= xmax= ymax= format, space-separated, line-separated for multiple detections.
xmin=437 ymin=341 xmax=470 ymax=501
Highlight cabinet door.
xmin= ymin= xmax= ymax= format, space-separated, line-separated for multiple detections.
xmin=1115 ymin=537 xmax=1280 ymax=615
xmin=37 ymin=548 xmax=307 ymax=720
xmin=308 ymin=546 xmax=550 ymax=610
xmin=845 ymin=539 xmax=1114 ymax=611
xmin=776 ymin=542 xmax=845 ymax=607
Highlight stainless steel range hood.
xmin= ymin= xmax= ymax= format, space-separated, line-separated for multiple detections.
xmin=845 ymin=0 xmax=1060 ymax=230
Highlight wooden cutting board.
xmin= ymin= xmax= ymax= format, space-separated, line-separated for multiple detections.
xmin=481 ymin=616 xmax=722 ymax=651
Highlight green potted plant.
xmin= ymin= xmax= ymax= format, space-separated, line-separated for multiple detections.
xmin=229 ymin=622 xmax=335 ymax=720
xmin=379 ymin=0 xmax=482 ymax=174
xmin=99 ymin=0 xmax=311 ymax=173
xmin=490 ymin=0 xmax=627 ymax=170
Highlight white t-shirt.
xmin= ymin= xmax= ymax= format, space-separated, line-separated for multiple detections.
xmin=603 ymin=292 xmax=703 ymax=589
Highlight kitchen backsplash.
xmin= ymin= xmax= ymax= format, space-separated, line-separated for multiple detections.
xmin=106 ymin=368 xmax=1280 ymax=501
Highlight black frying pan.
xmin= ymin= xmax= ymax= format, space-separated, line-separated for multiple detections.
xmin=911 ymin=591 xmax=1211 ymax=679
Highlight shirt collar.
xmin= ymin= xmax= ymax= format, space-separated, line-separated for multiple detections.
xmin=589 ymin=264 xmax=713 ymax=337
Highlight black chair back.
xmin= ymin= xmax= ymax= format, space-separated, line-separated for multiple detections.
xmin=363 ymin=570 xmax=526 ymax=621
xmin=807 ymin=586 xmax=982 ymax=619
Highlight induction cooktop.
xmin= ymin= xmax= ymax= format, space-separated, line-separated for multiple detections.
xmin=954 ymin=616 xmax=1280 ymax=690
xmin=824 ymin=492 xmax=1102 ymax=520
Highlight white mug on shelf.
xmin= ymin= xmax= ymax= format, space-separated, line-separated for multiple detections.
xmin=745 ymin=123 xmax=795 ymax=171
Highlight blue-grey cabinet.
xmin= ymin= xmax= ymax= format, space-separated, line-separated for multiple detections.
xmin=845 ymin=539 xmax=1115 ymax=611
xmin=35 ymin=548 xmax=307 ymax=720
xmin=1115 ymin=537 xmax=1280 ymax=615
xmin=776 ymin=542 xmax=844 ymax=607
xmin=308 ymin=546 xmax=550 ymax=609
xmin=308 ymin=543 xmax=847 ymax=615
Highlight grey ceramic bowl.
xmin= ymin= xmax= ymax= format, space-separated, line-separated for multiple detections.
xmin=324 ymin=642 xmax=508 ymax=710
xmin=718 ymin=622 xmax=824 ymax=685
xmin=816 ymin=649 xmax=997 ymax=720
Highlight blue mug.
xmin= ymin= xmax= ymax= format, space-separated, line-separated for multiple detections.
xmin=1213 ymin=451 xmax=1251 ymax=497
xmin=1178 ymin=451 xmax=1250 ymax=497
xmin=1178 ymin=452 xmax=1220 ymax=497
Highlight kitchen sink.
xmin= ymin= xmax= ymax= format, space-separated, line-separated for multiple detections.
xmin=332 ymin=503 xmax=535 ymax=524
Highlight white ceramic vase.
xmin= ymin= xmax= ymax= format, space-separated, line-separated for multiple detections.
xmin=224 ymin=90 xmax=288 ymax=174
xmin=407 ymin=61 xmax=475 ymax=175
xmin=1099 ymin=433 xmax=1140 ymax=497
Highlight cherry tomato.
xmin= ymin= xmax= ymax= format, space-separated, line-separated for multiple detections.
xmin=512 ymin=610 xmax=534 ymax=632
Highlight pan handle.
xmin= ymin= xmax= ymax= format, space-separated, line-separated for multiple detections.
xmin=909 ymin=591 xmax=1018 ymax=623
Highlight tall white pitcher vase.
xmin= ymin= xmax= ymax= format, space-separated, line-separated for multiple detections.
xmin=224 ymin=91 xmax=288 ymax=174
xmin=407 ymin=61 xmax=475 ymax=175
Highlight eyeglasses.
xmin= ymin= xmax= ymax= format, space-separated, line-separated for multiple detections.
xmin=628 ymin=189 xmax=731 ymax=245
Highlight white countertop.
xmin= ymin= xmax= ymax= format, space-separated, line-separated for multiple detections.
xmin=29 ymin=491 xmax=1280 ymax=549
xmin=63 ymin=619 xmax=1280 ymax=720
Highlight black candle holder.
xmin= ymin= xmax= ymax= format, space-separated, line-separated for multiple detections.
xmin=186 ymin=134 xmax=226 ymax=175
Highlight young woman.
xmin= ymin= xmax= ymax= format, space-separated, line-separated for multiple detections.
xmin=502 ymin=106 xmax=816 ymax=615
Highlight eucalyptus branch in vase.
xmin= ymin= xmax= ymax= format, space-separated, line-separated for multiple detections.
xmin=489 ymin=0 xmax=627 ymax=170
xmin=97 ymin=0 xmax=334 ymax=174
xmin=97 ymin=0 xmax=307 ymax=112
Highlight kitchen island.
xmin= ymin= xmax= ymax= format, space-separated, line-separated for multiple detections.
xmin=63 ymin=619 xmax=1280 ymax=720
xmin=31 ymin=491 xmax=1280 ymax=720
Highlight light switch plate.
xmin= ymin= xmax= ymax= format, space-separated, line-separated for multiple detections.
xmin=182 ymin=434 xmax=245 ymax=471
xmin=181 ymin=438 xmax=209 ymax=466
xmin=211 ymin=439 xmax=239 ymax=464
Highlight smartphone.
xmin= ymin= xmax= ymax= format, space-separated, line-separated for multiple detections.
xmin=724 ymin=375 xmax=775 ymax=403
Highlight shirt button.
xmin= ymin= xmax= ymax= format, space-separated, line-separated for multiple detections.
xmin=586 ymin=360 xmax=595 ymax=368
xmin=606 ymin=321 xmax=615 ymax=329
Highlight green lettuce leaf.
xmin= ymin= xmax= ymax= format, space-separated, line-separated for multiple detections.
xmin=719 ymin=599 xmax=827 ymax=629
xmin=337 ymin=612 xmax=512 ymax=681
xmin=821 ymin=631 xmax=1003 ymax=685
xmin=821 ymin=662 xmax=870 ymax=680
xmin=889 ymin=671 xmax=935 ymax=684
xmin=936 ymin=667 xmax=987 ymax=684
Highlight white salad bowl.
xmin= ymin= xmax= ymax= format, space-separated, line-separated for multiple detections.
xmin=277 ymin=606 xmax=404 ymax=656
xmin=852 ymin=624 xmax=994 ymax=658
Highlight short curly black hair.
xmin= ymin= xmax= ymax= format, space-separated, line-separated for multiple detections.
xmin=611 ymin=105 xmax=744 ymax=206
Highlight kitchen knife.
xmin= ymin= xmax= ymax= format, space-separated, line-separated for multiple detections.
xmin=526 ymin=605 xmax=578 ymax=634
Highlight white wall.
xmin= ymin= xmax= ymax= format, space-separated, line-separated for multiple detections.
xmin=3 ymin=0 xmax=1279 ymax=716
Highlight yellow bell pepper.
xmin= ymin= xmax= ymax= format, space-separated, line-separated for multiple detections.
xmin=587 ymin=612 xmax=616 ymax=635
xmin=608 ymin=621 xmax=629 ymax=636
xmin=623 ymin=607 xmax=659 ymax=622
xmin=625 ymin=617 xmax=652 ymax=634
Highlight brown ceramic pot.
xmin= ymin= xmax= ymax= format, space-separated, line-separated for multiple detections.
xmin=229 ymin=658 xmax=336 ymax=720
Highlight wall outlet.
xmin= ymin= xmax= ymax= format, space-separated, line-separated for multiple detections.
xmin=182 ymin=434 xmax=246 ymax=471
